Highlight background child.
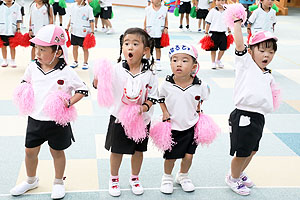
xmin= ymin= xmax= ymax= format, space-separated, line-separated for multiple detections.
xmin=225 ymin=16 xmax=278 ymax=196
xmin=195 ymin=0 xmax=212 ymax=33
xmin=158 ymin=44 xmax=210 ymax=194
xmin=204 ymin=0 xmax=231 ymax=69
xmin=29 ymin=0 xmax=54 ymax=60
xmin=10 ymin=24 xmax=88 ymax=199
xmin=67 ymin=0 xmax=94 ymax=70
xmin=247 ymin=0 xmax=277 ymax=35
xmin=52 ymin=0 xmax=66 ymax=26
xmin=93 ymin=28 xmax=158 ymax=197
xmin=175 ymin=0 xmax=192 ymax=31
xmin=99 ymin=0 xmax=113 ymax=34
xmin=239 ymin=0 xmax=255 ymax=26
xmin=0 ymin=0 xmax=22 ymax=67
xmin=144 ymin=0 xmax=168 ymax=71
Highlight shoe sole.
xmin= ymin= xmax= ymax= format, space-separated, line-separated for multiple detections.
xmin=225 ymin=177 xmax=250 ymax=196
xmin=11 ymin=185 xmax=39 ymax=196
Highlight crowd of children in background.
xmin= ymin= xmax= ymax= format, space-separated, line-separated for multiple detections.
xmin=1 ymin=0 xmax=282 ymax=199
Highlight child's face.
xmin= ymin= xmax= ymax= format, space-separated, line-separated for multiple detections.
xmin=215 ymin=0 xmax=225 ymax=8
xmin=35 ymin=45 xmax=57 ymax=66
xmin=170 ymin=53 xmax=197 ymax=78
xmin=4 ymin=0 xmax=13 ymax=5
xmin=75 ymin=0 xmax=82 ymax=5
xmin=261 ymin=0 xmax=274 ymax=8
xmin=122 ymin=34 xmax=149 ymax=67
xmin=151 ymin=0 xmax=161 ymax=6
xmin=250 ymin=45 xmax=275 ymax=70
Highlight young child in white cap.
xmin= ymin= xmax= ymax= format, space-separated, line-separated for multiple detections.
xmin=158 ymin=44 xmax=210 ymax=194
xmin=10 ymin=24 xmax=88 ymax=199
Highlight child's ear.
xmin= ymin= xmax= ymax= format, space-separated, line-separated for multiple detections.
xmin=192 ymin=63 xmax=198 ymax=71
xmin=144 ymin=47 xmax=150 ymax=56
xmin=248 ymin=48 xmax=252 ymax=55
xmin=56 ymin=49 xmax=63 ymax=58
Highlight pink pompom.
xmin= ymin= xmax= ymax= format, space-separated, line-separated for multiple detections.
xmin=119 ymin=104 xmax=147 ymax=143
xmin=161 ymin=33 xmax=170 ymax=47
xmin=21 ymin=33 xmax=31 ymax=47
xmin=83 ymin=33 xmax=96 ymax=49
xmin=199 ymin=35 xmax=215 ymax=50
xmin=9 ymin=32 xmax=23 ymax=48
xmin=150 ymin=121 xmax=175 ymax=152
xmin=271 ymin=82 xmax=281 ymax=110
xmin=94 ymin=59 xmax=114 ymax=107
xmin=44 ymin=91 xmax=77 ymax=126
xmin=226 ymin=34 xmax=234 ymax=49
xmin=224 ymin=3 xmax=247 ymax=29
xmin=194 ymin=114 xmax=220 ymax=146
xmin=13 ymin=82 xmax=35 ymax=115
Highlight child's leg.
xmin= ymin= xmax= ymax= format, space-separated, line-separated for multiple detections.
xmin=73 ymin=45 xmax=79 ymax=62
xmin=54 ymin=15 xmax=56 ymax=24
xmin=110 ymin=152 xmax=123 ymax=176
xmin=198 ymin=19 xmax=202 ymax=29
xmin=101 ymin=18 xmax=105 ymax=28
xmin=202 ymin=20 xmax=206 ymax=30
xmin=31 ymin=47 xmax=35 ymax=60
xmin=49 ymin=148 xmax=66 ymax=179
xmin=211 ymin=51 xmax=216 ymax=63
xmin=179 ymin=153 xmax=193 ymax=173
xmin=95 ymin=17 xmax=99 ymax=29
xmin=230 ymin=156 xmax=248 ymax=179
xmin=131 ymin=151 xmax=143 ymax=176
xmin=2 ymin=46 xmax=7 ymax=59
xmin=217 ymin=50 xmax=225 ymax=61
xmin=180 ymin=14 xmax=184 ymax=26
xmin=240 ymin=151 xmax=256 ymax=173
xmin=106 ymin=19 xmax=112 ymax=29
xmin=10 ymin=47 xmax=16 ymax=60
xmin=164 ymin=159 xmax=176 ymax=174
xmin=83 ymin=48 xmax=89 ymax=64
xmin=185 ymin=13 xmax=189 ymax=26
xmin=25 ymin=146 xmax=41 ymax=177
xmin=59 ymin=15 xmax=63 ymax=26
xmin=155 ymin=48 xmax=161 ymax=60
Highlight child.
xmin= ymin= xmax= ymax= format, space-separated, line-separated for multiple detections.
xmin=239 ymin=0 xmax=255 ymax=26
xmin=0 ymin=0 xmax=22 ymax=67
xmin=175 ymin=0 xmax=192 ymax=31
xmin=99 ymin=0 xmax=113 ymax=34
xmin=158 ymin=44 xmax=210 ymax=194
xmin=67 ymin=0 xmax=94 ymax=70
xmin=195 ymin=0 xmax=212 ymax=33
xmin=93 ymin=28 xmax=158 ymax=197
xmin=29 ymin=0 xmax=54 ymax=60
xmin=10 ymin=24 xmax=89 ymax=199
xmin=204 ymin=0 xmax=231 ymax=69
xmin=144 ymin=0 xmax=168 ymax=71
xmin=247 ymin=0 xmax=277 ymax=35
xmin=52 ymin=0 xmax=66 ymax=26
xmin=225 ymin=16 xmax=278 ymax=196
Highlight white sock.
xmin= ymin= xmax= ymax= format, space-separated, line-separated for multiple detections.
xmin=26 ymin=176 xmax=37 ymax=184
xmin=54 ymin=178 xmax=64 ymax=185
xmin=230 ymin=176 xmax=239 ymax=183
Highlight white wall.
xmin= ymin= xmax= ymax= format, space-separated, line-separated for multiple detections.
xmin=112 ymin=0 xmax=148 ymax=7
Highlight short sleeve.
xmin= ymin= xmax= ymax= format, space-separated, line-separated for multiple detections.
xmin=205 ymin=9 xmax=213 ymax=24
xmin=17 ymin=5 xmax=22 ymax=22
xmin=147 ymin=73 xmax=158 ymax=104
xmin=235 ymin=48 xmax=252 ymax=70
xmin=69 ymin=70 xmax=89 ymax=96
xmin=201 ymin=82 xmax=210 ymax=101
xmin=22 ymin=63 xmax=33 ymax=82
xmin=248 ymin=9 xmax=257 ymax=24
xmin=88 ymin=6 xmax=94 ymax=21
xmin=158 ymin=81 xmax=167 ymax=103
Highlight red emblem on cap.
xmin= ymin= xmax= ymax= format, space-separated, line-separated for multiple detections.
xmin=195 ymin=96 xmax=200 ymax=100
xmin=57 ymin=80 xmax=64 ymax=85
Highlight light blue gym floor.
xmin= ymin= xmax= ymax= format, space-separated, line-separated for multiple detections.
xmin=0 ymin=2 xmax=300 ymax=200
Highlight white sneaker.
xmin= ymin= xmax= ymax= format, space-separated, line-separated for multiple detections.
xmin=160 ymin=174 xmax=174 ymax=194
xmin=1 ymin=60 xmax=8 ymax=67
xmin=225 ymin=174 xmax=250 ymax=196
xmin=101 ymin=27 xmax=108 ymax=33
xmin=109 ymin=178 xmax=121 ymax=197
xmin=240 ymin=172 xmax=254 ymax=188
xmin=82 ymin=63 xmax=89 ymax=70
xmin=106 ymin=28 xmax=114 ymax=34
xmin=10 ymin=60 xmax=17 ymax=68
xmin=51 ymin=184 xmax=65 ymax=199
xmin=10 ymin=177 xmax=39 ymax=196
xmin=155 ymin=61 xmax=162 ymax=71
xmin=217 ymin=60 xmax=224 ymax=69
xmin=70 ymin=61 xmax=78 ymax=68
xmin=211 ymin=62 xmax=217 ymax=70
xmin=175 ymin=172 xmax=195 ymax=192
xmin=95 ymin=27 xmax=98 ymax=32
xmin=129 ymin=177 xmax=144 ymax=195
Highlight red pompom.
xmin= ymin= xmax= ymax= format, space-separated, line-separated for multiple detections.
xmin=0 ymin=37 xmax=4 ymax=48
xmin=161 ymin=32 xmax=170 ymax=47
xmin=199 ymin=35 xmax=214 ymax=50
xmin=226 ymin=34 xmax=234 ymax=49
xmin=83 ymin=33 xmax=96 ymax=49
xmin=20 ymin=33 xmax=31 ymax=47
xmin=9 ymin=32 xmax=23 ymax=48
xmin=65 ymin=30 xmax=71 ymax=47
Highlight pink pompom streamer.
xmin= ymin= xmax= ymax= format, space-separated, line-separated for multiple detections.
xmin=271 ymin=82 xmax=281 ymax=110
xmin=199 ymin=35 xmax=215 ymax=50
xmin=44 ymin=91 xmax=77 ymax=126
xmin=224 ymin=3 xmax=247 ymax=29
xmin=94 ymin=59 xmax=114 ymax=107
xmin=150 ymin=121 xmax=175 ymax=152
xmin=194 ymin=114 xmax=220 ymax=146
xmin=13 ymin=82 xmax=35 ymax=115
xmin=119 ymin=104 xmax=147 ymax=143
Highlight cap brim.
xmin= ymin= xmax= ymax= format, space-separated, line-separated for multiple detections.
xmin=29 ymin=37 xmax=52 ymax=46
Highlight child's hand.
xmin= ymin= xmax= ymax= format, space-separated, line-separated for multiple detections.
xmin=163 ymin=27 xmax=168 ymax=34
xmin=63 ymin=98 xmax=71 ymax=108
xmin=93 ymin=79 xmax=98 ymax=89
xmin=162 ymin=112 xmax=171 ymax=122
xmin=29 ymin=30 xmax=33 ymax=38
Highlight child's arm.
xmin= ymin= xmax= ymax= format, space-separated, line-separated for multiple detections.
xmin=140 ymin=100 xmax=154 ymax=113
xmin=64 ymin=93 xmax=85 ymax=107
xmin=204 ymin=23 xmax=210 ymax=35
xmin=144 ymin=16 xmax=147 ymax=31
xmin=49 ymin=7 xmax=54 ymax=24
xmin=159 ymin=102 xmax=170 ymax=122
xmin=233 ymin=19 xmax=244 ymax=52
xmin=66 ymin=19 xmax=71 ymax=30
xmin=164 ymin=13 xmax=168 ymax=34
xmin=247 ymin=23 xmax=251 ymax=35
xmin=90 ymin=21 xmax=95 ymax=33
xmin=175 ymin=0 xmax=179 ymax=7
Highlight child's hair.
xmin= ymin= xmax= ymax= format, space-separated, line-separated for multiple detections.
xmin=31 ymin=0 xmax=51 ymax=18
xmin=117 ymin=28 xmax=155 ymax=66
xmin=249 ymin=39 xmax=277 ymax=52
xmin=50 ymin=45 xmax=63 ymax=55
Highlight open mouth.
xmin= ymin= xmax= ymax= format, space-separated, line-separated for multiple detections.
xmin=262 ymin=60 xmax=268 ymax=64
xmin=128 ymin=53 xmax=133 ymax=58
xmin=176 ymin=69 xmax=182 ymax=72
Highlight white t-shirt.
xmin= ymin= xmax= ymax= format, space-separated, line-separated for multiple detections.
xmin=205 ymin=7 xmax=228 ymax=32
xmin=234 ymin=48 xmax=274 ymax=115
xmin=197 ymin=0 xmax=213 ymax=10
xmin=100 ymin=0 xmax=112 ymax=7
xmin=248 ymin=7 xmax=277 ymax=33
xmin=70 ymin=4 xmax=94 ymax=38
xmin=22 ymin=59 xmax=89 ymax=121
xmin=0 ymin=3 xmax=22 ymax=35
xmin=181 ymin=0 xmax=191 ymax=2
xmin=109 ymin=60 xmax=158 ymax=125
xmin=159 ymin=75 xmax=210 ymax=131
xmin=145 ymin=5 xmax=168 ymax=38
xmin=30 ymin=3 xmax=52 ymax=36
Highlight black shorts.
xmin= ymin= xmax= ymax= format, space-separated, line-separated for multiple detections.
xmin=105 ymin=115 xmax=149 ymax=155
xmin=0 ymin=35 xmax=14 ymax=46
xmin=207 ymin=31 xmax=227 ymax=51
xmin=25 ymin=116 xmax=75 ymax=150
xmin=196 ymin=9 xmax=209 ymax=19
xmin=164 ymin=126 xmax=197 ymax=160
xmin=94 ymin=12 xmax=100 ymax=18
xmin=100 ymin=6 xmax=112 ymax=19
xmin=53 ymin=2 xmax=66 ymax=15
xmin=71 ymin=34 xmax=84 ymax=47
xmin=21 ymin=6 xmax=25 ymax=16
xmin=229 ymin=109 xmax=265 ymax=157
xmin=153 ymin=37 xmax=162 ymax=49
xmin=179 ymin=2 xmax=191 ymax=14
